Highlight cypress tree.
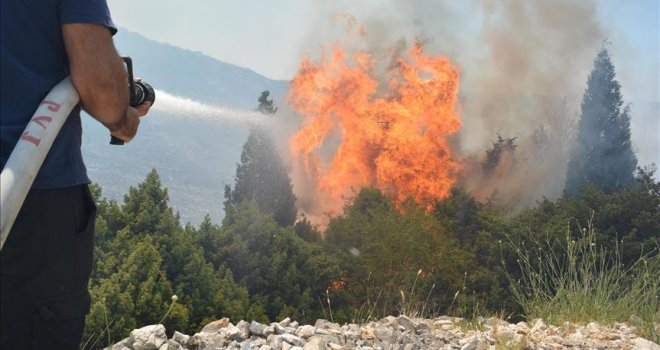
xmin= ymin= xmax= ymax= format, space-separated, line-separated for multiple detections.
xmin=566 ymin=47 xmax=637 ymax=194
xmin=225 ymin=126 xmax=297 ymax=227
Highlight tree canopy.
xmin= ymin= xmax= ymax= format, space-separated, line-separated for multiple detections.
xmin=566 ymin=47 xmax=638 ymax=194
xmin=225 ymin=126 xmax=297 ymax=227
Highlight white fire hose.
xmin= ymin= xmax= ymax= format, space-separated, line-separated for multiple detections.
xmin=0 ymin=77 xmax=80 ymax=251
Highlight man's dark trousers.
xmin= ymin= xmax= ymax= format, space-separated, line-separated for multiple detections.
xmin=1 ymin=184 xmax=97 ymax=349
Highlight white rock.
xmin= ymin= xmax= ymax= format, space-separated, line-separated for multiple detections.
xmin=441 ymin=324 xmax=453 ymax=331
xmin=172 ymin=331 xmax=190 ymax=346
xmin=374 ymin=326 xmax=393 ymax=341
xmin=104 ymin=337 xmax=129 ymax=350
xmin=634 ymin=337 xmax=660 ymax=350
xmin=201 ymin=318 xmax=230 ymax=333
xmin=281 ymin=333 xmax=306 ymax=347
xmin=434 ymin=319 xmax=453 ymax=326
xmin=414 ymin=321 xmax=431 ymax=334
xmin=251 ymin=321 xmax=268 ymax=336
xmin=587 ymin=322 xmax=600 ymax=331
xmin=580 ymin=321 xmax=600 ymax=336
xmin=275 ymin=323 xmax=295 ymax=335
xmin=158 ymin=340 xmax=183 ymax=350
xmin=459 ymin=335 xmax=478 ymax=350
xmin=296 ymin=325 xmax=316 ymax=338
xmin=562 ymin=338 xmax=580 ymax=347
xmin=279 ymin=317 xmax=292 ymax=327
xmin=530 ymin=319 xmax=547 ymax=334
xmin=360 ymin=327 xmax=375 ymax=340
xmin=252 ymin=337 xmax=268 ymax=346
xmin=546 ymin=335 xmax=563 ymax=344
xmin=515 ymin=322 xmax=530 ymax=335
xmin=196 ymin=332 xmax=227 ymax=349
xmin=314 ymin=319 xmax=339 ymax=330
xmin=226 ymin=324 xmax=246 ymax=341
xmin=128 ymin=324 xmax=167 ymax=350
xmin=397 ymin=315 xmax=415 ymax=330
xmin=302 ymin=336 xmax=326 ymax=350
xmin=267 ymin=334 xmax=283 ymax=349
xmin=315 ymin=328 xmax=331 ymax=336
xmin=263 ymin=325 xmax=275 ymax=337
xmin=237 ymin=320 xmax=251 ymax=337
xmin=379 ymin=316 xmax=396 ymax=326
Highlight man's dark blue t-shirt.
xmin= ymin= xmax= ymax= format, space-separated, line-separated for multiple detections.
xmin=1 ymin=0 xmax=116 ymax=188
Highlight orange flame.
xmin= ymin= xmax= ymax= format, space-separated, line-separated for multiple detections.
xmin=288 ymin=43 xmax=462 ymax=220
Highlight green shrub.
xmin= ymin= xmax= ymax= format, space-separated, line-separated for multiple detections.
xmin=505 ymin=217 xmax=659 ymax=341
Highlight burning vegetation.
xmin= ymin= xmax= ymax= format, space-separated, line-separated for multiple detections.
xmin=282 ymin=5 xmax=641 ymax=224
xmin=288 ymin=42 xmax=462 ymax=222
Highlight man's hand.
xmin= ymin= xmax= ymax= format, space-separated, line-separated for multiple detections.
xmin=133 ymin=102 xmax=151 ymax=118
xmin=132 ymin=78 xmax=152 ymax=118
xmin=62 ymin=23 xmax=147 ymax=143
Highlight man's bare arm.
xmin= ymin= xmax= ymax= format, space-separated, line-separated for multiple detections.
xmin=62 ymin=23 xmax=146 ymax=142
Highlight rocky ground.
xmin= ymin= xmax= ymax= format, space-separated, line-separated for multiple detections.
xmin=106 ymin=316 xmax=659 ymax=350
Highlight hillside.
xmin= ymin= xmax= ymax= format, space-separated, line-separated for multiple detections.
xmin=81 ymin=30 xmax=288 ymax=225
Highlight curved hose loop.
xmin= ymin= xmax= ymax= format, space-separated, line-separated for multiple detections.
xmin=0 ymin=77 xmax=79 ymax=251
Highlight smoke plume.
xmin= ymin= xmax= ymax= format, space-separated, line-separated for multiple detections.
xmin=274 ymin=0 xmax=605 ymax=220
xmin=458 ymin=0 xmax=603 ymax=205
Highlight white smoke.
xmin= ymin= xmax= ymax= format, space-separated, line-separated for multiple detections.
xmin=281 ymin=0 xmax=607 ymax=209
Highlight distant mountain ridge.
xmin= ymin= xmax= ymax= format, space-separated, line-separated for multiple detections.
xmin=113 ymin=30 xmax=287 ymax=108
xmin=82 ymin=29 xmax=289 ymax=225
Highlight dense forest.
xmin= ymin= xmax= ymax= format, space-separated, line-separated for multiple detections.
xmin=82 ymin=47 xmax=659 ymax=347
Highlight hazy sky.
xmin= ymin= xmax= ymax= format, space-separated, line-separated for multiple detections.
xmin=108 ymin=0 xmax=659 ymax=165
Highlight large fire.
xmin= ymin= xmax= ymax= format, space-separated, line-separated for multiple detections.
xmin=288 ymin=42 xmax=462 ymax=220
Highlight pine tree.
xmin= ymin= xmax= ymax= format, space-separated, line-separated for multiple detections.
xmin=482 ymin=134 xmax=518 ymax=175
xmin=217 ymin=201 xmax=336 ymax=321
xmin=566 ymin=47 xmax=638 ymax=194
xmin=85 ymin=235 xmax=188 ymax=347
xmin=225 ymin=126 xmax=297 ymax=227
xmin=85 ymin=170 xmax=266 ymax=341
xmin=123 ymin=169 xmax=176 ymax=234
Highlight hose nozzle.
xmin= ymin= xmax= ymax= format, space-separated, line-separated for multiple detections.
xmin=111 ymin=57 xmax=156 ymax=145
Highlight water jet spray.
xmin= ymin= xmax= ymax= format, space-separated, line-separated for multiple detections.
xmin=151 ymin=90 xmax=268 ymax=125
